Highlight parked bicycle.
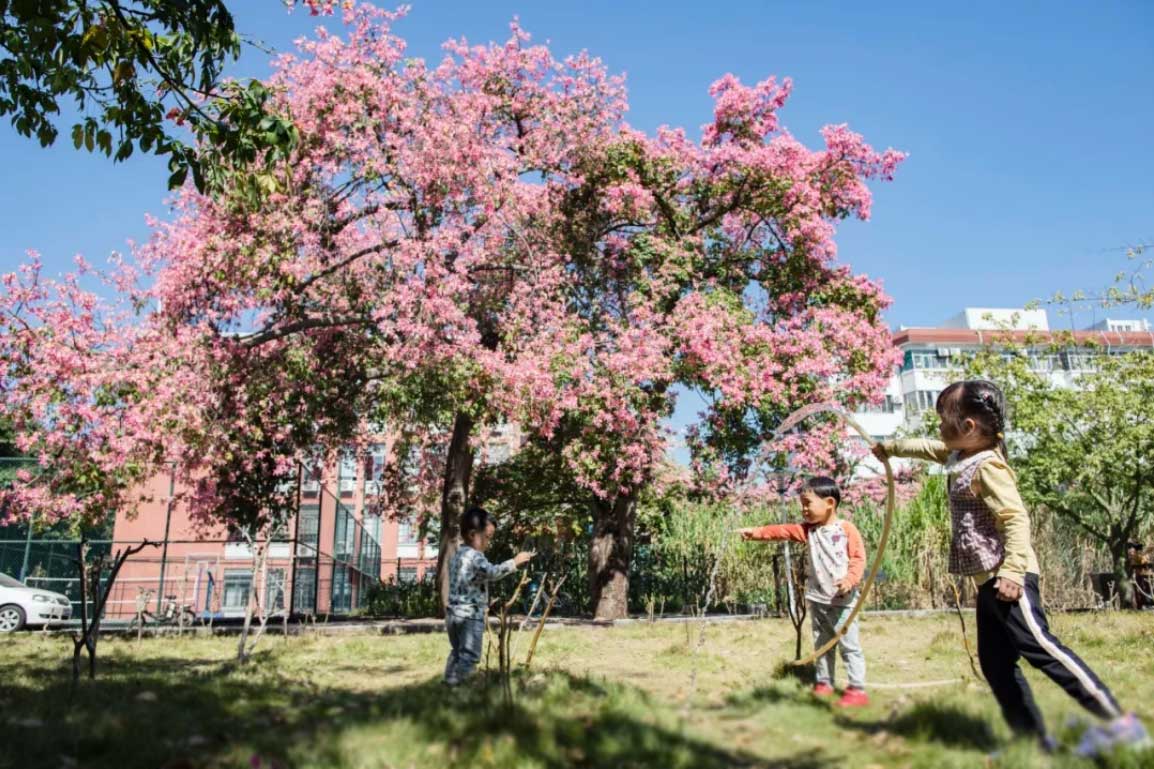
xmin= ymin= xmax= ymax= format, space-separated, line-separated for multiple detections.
xmin=128 ymin=589 xmax=199 ymax=631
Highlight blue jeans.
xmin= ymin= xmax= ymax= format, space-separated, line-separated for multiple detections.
xmin=444 ymin=614 xmax=484 ymax=685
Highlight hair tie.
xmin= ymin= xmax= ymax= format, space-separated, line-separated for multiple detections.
xmin=997 ymin=432 xmax=1004 ymax=439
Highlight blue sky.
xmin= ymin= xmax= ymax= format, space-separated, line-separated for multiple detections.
xmin=2 ymin=0 xmax=1152 ymax=334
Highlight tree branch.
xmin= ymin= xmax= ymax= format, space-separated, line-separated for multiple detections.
xmin=294 ymin=241 xmax=397 ymax=294
xmin=1050 ymin=501 xmax=1110 ymax=544
xmin=239 ymin=315 xmax=378 ymax=348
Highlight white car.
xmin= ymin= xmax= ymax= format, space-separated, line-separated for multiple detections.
xmin=0 ymin=572 xmax=72 ymax=632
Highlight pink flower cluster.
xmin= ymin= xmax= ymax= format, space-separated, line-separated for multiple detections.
xmin=0 ymin=4 xmax=904 ymax=533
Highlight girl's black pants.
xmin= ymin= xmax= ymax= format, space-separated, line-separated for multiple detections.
xmin=976 ymin=573 xmax=1121 ymax=737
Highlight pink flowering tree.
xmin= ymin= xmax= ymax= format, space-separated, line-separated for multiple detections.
xmin=0 ymin=256 xmax=176 ymax=529
xmin=128 ymin=5 xmax=630 ymax=609
xmin=2 ymin=6 xmax=905 ymax=626
xmin=0 ymin=255 xmax=189 ymax=679
xmin=490 ymin=74 xmax=906 ymax=618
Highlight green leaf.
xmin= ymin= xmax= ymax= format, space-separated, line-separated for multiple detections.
xmin=71 ymin=123 xmax=84 ymax=149
xmin=167 ymin=166 xmax=188 ymax=189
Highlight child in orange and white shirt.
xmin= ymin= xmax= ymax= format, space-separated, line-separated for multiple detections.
xmin=738 ymin=476 xmax=869 ymax=707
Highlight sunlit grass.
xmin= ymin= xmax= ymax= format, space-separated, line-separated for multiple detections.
xmin=0 ymin=612 xmax=1151 ymax=768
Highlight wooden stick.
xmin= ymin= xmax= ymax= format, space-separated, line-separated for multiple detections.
xmin=953 ymin=577 xmax=982 ymax=680
xmin=510 ymin=572 xmax=549 ymax=663
xmin=523 ymin=574 xmax=567 ymax=670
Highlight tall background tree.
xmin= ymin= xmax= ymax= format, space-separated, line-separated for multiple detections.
xmin=0 ymin=0 xmax=350 ymax=191
xmin=964 ymin=341 xmax=1154 ymax=604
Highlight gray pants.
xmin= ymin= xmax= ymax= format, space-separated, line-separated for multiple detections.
xmin=444 ymin=614 xmax=484 ymax=685
xmin=809 ymin=600 xmax=866 ymax=690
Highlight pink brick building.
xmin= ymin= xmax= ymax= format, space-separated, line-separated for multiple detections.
xmin=109 ymin=446 xmax=436 ymax=620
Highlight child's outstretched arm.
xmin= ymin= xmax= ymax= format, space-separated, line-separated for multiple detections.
xmin=873 ymin=437 xmax=951 ymax=465
xmin=836 ymin=521 xmax=867 ymax=594
xmin=737 ymin=523 xmax=807 ymax=542
xmin=472 ymin=550 xmax=535 ymax=583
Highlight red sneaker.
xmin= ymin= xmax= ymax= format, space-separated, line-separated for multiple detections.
xmin=812 ymin=683 xmax=835 ymax=697
xmin=835 ymin=688 xmax=870 ymax=708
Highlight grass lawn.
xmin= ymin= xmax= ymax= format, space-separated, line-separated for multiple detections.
xmin=1 ymin=612 xmax=1152 ymax=769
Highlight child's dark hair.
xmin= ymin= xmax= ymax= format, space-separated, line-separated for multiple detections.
xmin=805 ymin=476 xmax=841 ymax=507
xmin=460 ymin=506 xmax=491 ymax=538
xmin=936 ymin=380 xmax=1008 ymax=459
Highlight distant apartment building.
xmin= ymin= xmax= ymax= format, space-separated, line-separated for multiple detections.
xmin=852 ymin=307 xmax=1154 ymax=444
xmin=108 ymin=423 xmax=523 ymax=619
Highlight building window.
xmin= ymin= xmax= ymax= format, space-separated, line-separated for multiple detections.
xmin=1062 ymin=351 xmax=1099 ymax=371
xmin=332 ymin=567 xmax=352 ymax=612
xmin=364 ymin=514 xmax=382 ymax=547
xmin=266 ymin=569 xmax=286 ymax=612
xmin=222 ymin=570 xmax=253 ymax=613
xmin=398 ymin=519 xmax=419 ymax=546
xmin=297 ymin=505 xmax=320 ymax=554
xmin=302 ymin=459 xmax=321 ymax=498
xmin=360 ymin=514 xmax=382 ymax=577
xmin=364 ymin=444 xmax=386 ymax=495
xmin=1028 ymin=353 xmax=1057 ymax=372
xmin=293 ymin=567 xmax=316 ymax=613
xmin=334 ymin=506 xmax=356 ymax=560
xmin=904 ymin=390 xmax=940 ymax=416
xmin=398 ymin=567 xmax=418 ymax=583
xmin=860 ymin=395 xmax=900 ymax=414
xmin=903 ymin=350 xmax=954 ymax=371
xmin=338 ymin=452 xmax=358 ymax=497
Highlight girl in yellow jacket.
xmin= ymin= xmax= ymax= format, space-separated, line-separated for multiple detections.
xmin=874 ymin=380 xmax=1143 ymax=754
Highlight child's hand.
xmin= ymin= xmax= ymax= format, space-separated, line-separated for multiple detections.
xmin=513 ymin=551 xmax=535 ymax=567
xmin=735 ymin=527 xmax=755 ymax=540
xmin=870 ymin=443 xmax=888 ymax=462
xmin=994 ymin=578 xmax=1022 ymax=602
xmin=835 ymin=578 xmax=855 ymax=595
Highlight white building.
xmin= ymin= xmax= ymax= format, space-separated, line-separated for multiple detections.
xmin=853 ymin=308 xmax=1154 ymax=444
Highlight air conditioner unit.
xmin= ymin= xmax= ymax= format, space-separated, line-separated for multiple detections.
xmin=936 ymin=347 xmax=951 ymax=357
xmin=339 ymin=479 xmax=357 ymax=494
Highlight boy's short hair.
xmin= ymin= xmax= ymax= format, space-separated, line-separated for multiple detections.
xmin=461 ymin=506 xmax=491 ymax=538
xmin=805 ymin=476 xmax=841 ymax=507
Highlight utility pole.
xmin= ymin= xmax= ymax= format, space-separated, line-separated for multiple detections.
xmin=18 ymin=510 xmax=34 ymax=582
xmin=154 ymin=468 xmax=175 ymax=613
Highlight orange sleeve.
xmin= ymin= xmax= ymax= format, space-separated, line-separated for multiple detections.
xmin=745 ymin=523 xmax=808 ymax=543
xmin=842 ymin=521 xmax=867 ymax=588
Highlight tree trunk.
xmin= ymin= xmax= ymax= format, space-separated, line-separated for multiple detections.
xmin=588 ymin=493 xmax=637 ymax=620
xmin=86 ymin=635 xmax=98 ymax=680
xmin=436 ymin=412 xmax=475 ymax=614
xmin=237 ymin=535 xmax=269 ymax=663
xmin=71 ymin=539 xmax=154 ymax=686
xmin=1109 ymin=536 xmax=1135 ymax=609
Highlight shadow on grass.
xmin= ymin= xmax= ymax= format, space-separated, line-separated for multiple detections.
xmin=723 ymin=682 xmax=830 ymax=714
xmin=0 ymin=646 xmax=840 ymax=769
xmin=715 ymin=659 xmax=823 ymax=713
xmin=772 ymin=659 xmax=816 ymax=684
xmin=836 ymin=701 xmax=999 ymax=751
